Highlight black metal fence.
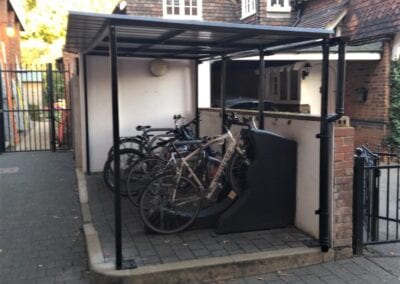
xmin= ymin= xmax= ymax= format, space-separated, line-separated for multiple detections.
xmin=353 ymin=146 xmax=400 ymax=254
xmin=0 ymin=64 xmax=72 ymax=152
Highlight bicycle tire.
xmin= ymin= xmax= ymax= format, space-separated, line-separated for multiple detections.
xmin=227 ymin=151 xmax=249 ymax=196
xmin=139 ymin=174 xmax=201 ymax=234
xmin=126 ymin=156 xmax=168 ymax=206
xmin=107 ymin=138 xmax=143 ymax=157
xmin=103 ymin=148 xmax=144 ymax=196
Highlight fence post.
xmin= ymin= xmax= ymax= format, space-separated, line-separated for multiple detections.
xmin=371 ymin=167 xmax=380 ymax=241
xmin=353 ymin=148 xmax=365 ymax=255
xmin=47 ymin=63 xmax=56 ymax=151
xmin=0 ymin=67 xmax=5 ymax=153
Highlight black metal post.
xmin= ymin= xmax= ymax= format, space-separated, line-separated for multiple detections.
xmin=47 ymin=63 xmax=57 ymax=152
xmin=258 ymin=48 xmax=265 ymax=130
xmin=0 ymin=67 xmax=5 ymax=153
xmin=220 ymin=57 xmax=228 ymax=134
xmin=83 ymin=55 xmax=91 ymax=174
xmin=109 ymin=24 xmax=123 ymax=270
xmin=353 ymin=148 xmax=365 ymax=255
xmin=318 ymin=38 xmax=331 ymax=252
xmin=328 ymin=40 xmax=346 ymax=122
xmin=371 ymin=166 xmax=380 ymax=241
xmin=194 ymin=60 xmax=200 ymax=138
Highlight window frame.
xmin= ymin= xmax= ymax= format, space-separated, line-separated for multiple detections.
xmin=163 ymin=0 xmax=202 ymax=20
xmin=266 ymin=66 xmax=300 ymax=103
xmin=241 ymin=0 xmax=256 ymax=19
xmin=267 ymin=0 xmax=291 ymax=13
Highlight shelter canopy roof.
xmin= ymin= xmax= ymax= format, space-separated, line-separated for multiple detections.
xmin=65 ymin=11 xmax=333 ymax=60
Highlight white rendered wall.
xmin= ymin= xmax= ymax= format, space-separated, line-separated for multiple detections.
xmin=198 ymin=61 xmax=211 ymax=108
xmin=199 ymin=109 xmax=322 ymax=238
xmin=300 ymin=61 xmax=337 ymax=115
xmin=83 ymin=56 xmax=195 ymax=172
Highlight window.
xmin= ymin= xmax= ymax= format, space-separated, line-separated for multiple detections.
xmin=163 ymin=0 xmax=202 ymax=19
xmin=267 ymin=67 xmax=299 ymax=102
xmin=241 ymin=0 xmax=256 ymax=19
xmin=267 ymin=0 xmax=291 ymax=12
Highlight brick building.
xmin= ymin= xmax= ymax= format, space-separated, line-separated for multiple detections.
xmin=113 ymin=0 xmax=400 ymax=148
xmin=0 ymin=0 xmax=24 ymax=65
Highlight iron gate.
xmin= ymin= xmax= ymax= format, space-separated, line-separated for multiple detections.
xmin=0 ymin=63 xmax=72 ymax=152
xmin=353 ymin=146 xmax=400 ymax=254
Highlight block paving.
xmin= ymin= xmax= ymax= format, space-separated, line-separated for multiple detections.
xmin=0 ymin=152 xmax=89 ymax=284
xmin=87 ymin=174 xmax=316 ymax=266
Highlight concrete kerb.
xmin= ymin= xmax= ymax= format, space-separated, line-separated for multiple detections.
xmin=75 ymin=168 xmax=336 ymax=283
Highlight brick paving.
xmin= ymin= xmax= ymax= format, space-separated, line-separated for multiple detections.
xmin=0 ymin=152 xmax=89 ymax=284
xmin=87 ymin=174 xmax=316 ymax=266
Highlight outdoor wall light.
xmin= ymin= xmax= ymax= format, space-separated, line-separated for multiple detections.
xmin=355 ymin=87 xmax=368 ymax=102
xmin=149 ymin=59 xmax=169 ymax=77
xmin=302 ymin=62 xmax=311 ymax=80
xmin=6 ymin=23 xmax=15 ymax=37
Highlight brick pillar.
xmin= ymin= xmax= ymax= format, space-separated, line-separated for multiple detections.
xmin=332 ymin=126 xmax=354 ymax=256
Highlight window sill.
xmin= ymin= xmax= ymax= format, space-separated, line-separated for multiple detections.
xmin=163 ymin=15 xmax=203 ymax=20
xmin=240 ymin=12 xmax=256 ymax=20
xmin=267 ymin=8 xmax=292 ymax=13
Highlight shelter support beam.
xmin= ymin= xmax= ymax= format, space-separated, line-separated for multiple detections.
xmin=220 ymin=57 xmax=228 ymax=135
xmin=109 ymin=24 xmax=137 ymax=270
xmin=258 ymin=49 xmax=266 ymax=130
xmin=109 ymin=24 xmax=123 ymax=270
xmin=318 ymin=39 xmax=331 ymax=252
xmin=83 ymin=55 xmax=91 ymax=174
xmin=195 ymin=60 xmax=200 ymax=138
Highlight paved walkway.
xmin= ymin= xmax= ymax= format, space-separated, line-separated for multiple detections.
xmin=0 ymin=152 xmax=88 ymax=283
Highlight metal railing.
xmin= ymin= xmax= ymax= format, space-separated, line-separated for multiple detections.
xmin=0 ymin=64 xmax=72 ymax=152
xmin=353 ymin=146 xmax=400 ymax=255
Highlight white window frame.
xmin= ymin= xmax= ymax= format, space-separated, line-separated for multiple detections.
xmin=163 ymin=0 xmax=202 ymax=20
xmin=267 ymin=0 xmax=291 ymax=13
xmin=241 ymin=0 xmax=256 ymax=19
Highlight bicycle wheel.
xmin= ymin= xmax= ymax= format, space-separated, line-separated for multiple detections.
xmin=227 ymin=151 xmax=249 ymax=196
xmin=103 ymin=148 xmax=144 ymax=196
xmin=126 ymin=157 xmax=168 ymax=206
xmin=139 ymin=174 xmax=201 ymax=234
xmin=107 ymin=138 xmax=143 ymax=157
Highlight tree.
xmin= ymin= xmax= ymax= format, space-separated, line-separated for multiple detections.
xmin=21 ymin=0 xmax=119 ymax=64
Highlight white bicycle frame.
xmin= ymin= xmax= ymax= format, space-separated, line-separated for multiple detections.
xmin=172 ymin=128 xmax=242 ymax=202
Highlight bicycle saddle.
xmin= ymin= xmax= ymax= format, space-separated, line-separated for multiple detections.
xmin=136 ymin=125 xmax=151 ymax=131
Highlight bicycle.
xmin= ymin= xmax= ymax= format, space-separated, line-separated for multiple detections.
xmin=138 ymin=114 xmax=253 ymax=234
xmin=103 ymin=115 xmax=197 ymax=195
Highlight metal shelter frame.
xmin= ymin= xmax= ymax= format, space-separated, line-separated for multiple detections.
xmin=65 ymin=11 xmax=346 ymax=270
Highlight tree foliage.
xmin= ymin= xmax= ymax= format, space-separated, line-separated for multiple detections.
xmin=21 ymin=0 xmax=119 ymax=64
xmin=387 ymin=60 xmax=400 ymax=146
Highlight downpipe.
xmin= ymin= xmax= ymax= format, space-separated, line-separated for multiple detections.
xmin=317 ymin=39 xmax=346 ymax=252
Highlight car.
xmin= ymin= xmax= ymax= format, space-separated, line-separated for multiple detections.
xmin=225 ymin=98 xmax=279 ymax=112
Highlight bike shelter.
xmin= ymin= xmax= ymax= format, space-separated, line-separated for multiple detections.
xmin=65 ymin=12 xmax=346 ymax=269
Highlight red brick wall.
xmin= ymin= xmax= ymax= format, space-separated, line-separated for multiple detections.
xmin=333 ymin=126 xmax=354 ymax=248
xmin=203 ymin=0 xmax=239 ymax=22
xmin=125 ymin=0 xmax=239 ymax=22
xmin=126 ymin=0 xmax=163 ymax=17
xmin=345 ymin=40 xmax=391 ymax=147
xmin=0 ymin=0 xmax=22 ymax=65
